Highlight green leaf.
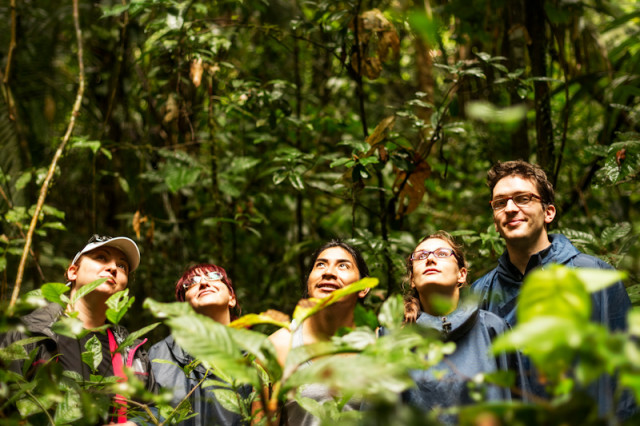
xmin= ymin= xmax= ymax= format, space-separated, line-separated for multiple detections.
xmin=230 ymin=311 xmax=290 ymax=330
xmin=118 ymin=175 xmax=130 ymax=194
xmin=377 ymin=294 xmax=404 ymax=332
xmin=229 ymin=156 xmax=262 ymax=172
xmin=167 ymin=314 xmax=259 ymax=386
xmin=105 ymin=289 xmax=135 ymax=325
xmin=289 ymin=173 xmax=304 ymax=191
xmin=117 ymin=322 xmax=161 ymax=350
xmin=164 ymin=167 xmax=201 ymax=193
xmin=70 ymin=138 xmax=101 ymax=154
xmin=600 ymin=222 xmax=631 ymax=245
xmin=70 ymin=278 xmax=107 ymax=305
xmin=81 ymin=335 xmax=103 ymax=372
xmin=573 ymin=268 xmax=627 ymax=293
xmin=465 ymin=101 xmax=527 ymax=125
xmin=517 ymin=265 xmax=591 ymax=324
xmin=560 ymin=229 xmax=599 ymax=246
xmin=292 ymin=277 xmax=379 ymax=324
xmin=211 ymin=387 xmax=243 ymax=414
xmin=41 ymin=282 xmax=70 ymax=307
xmin=52 ymin=315 xmax=88 ymax=339
xmin=0 ymin=336 xmax=47 ymax=362
xmin=354 ymin=303 xmax=378 ymax=329
xmin=629 ymin=310 xmax=640 ymax=337
xmin=15 ymin=171 xmax=32 ymax=190
xmin=144 ymin=298 xmax=194 ymax=318
xmin=329 ymin=158 xmax=353 ymax=168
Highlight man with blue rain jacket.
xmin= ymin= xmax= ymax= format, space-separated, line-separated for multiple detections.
xmin=471 ymin=160 xmax=634 ymax=420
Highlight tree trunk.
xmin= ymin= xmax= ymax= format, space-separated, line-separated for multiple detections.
xmin=506 ymin=0 xmax=530 ymax=160
xmin=526 ymin=0 xmax=555 ymax=175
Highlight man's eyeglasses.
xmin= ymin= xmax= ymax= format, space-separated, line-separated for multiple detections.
xmin=410 ymin=248 xmax=456 ymax=261
xmin=183 ymin=271 xmax=224 ymax=290
xmin=490 ymin=193 xmax=542 ymax=211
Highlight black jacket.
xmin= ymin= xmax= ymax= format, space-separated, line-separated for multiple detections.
xmin=0 ymin=302 xmax=156 ymax=422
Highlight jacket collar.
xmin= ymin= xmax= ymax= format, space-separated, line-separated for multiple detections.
xmin=415 ymin=300 xmax=479 ymax=342
xmin=497 ymin=233 xmax=580 ymax=280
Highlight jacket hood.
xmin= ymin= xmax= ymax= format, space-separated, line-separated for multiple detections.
xmin=415 ymin=300 xmax=479 ymax=342
xmin=497 ymin=233 xmax=580 ymax=277
xmin=22 ymin=303 xmax=64 ymax=338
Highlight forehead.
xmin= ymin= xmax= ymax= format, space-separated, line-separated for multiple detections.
xmin=316 ymin=246 xmax=356 ymax=263
xmin=416 ymin=238 xmax=453 ymax=252
xmin=492 ymin=175 xmax=538 ymax=198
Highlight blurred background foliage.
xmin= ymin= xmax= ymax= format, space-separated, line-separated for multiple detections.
xmin=1 ymin=0 xmax=639 ymax=342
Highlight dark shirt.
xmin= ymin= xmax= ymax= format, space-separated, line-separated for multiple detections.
xmin=57 ymin=331 xmax=113 ymax=380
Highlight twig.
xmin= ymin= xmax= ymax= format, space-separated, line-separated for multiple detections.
xmin=10 ymin=0 xmax=86 ymax=309
xmin=3 ymin=0 xmax=17 ymax=85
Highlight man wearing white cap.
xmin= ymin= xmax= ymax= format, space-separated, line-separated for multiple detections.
xmin=2 ymin=234 xmax=155 ymax=424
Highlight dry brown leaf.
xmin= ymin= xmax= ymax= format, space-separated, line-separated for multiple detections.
xmin=366 ymin=116 xmax=396 ymax=147
xmin=394 ymin=159 xmax=431 ymax=219
xmin=363 ymin=56 xmax=382 ymax=79
xmin=378 ymin=30 xmax=400 ymax=62
xmin=163 ymin=94 xmax=179 ymax=123
xmin=190 ymin=57 xmax=204 ymax=88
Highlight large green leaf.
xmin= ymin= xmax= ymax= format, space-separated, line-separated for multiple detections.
xmin=164 ymin=166 xmax=201 ymax=193
xmin=144 ymin=298 xmax=194 ymax=318
xmin=70 ymin=278 xmax=108 ymax=305
xmin=105 ymin=289 xmax=135 ymax=325
xmin=41 ymin=283 xmax=70 ymax=307
xmin=573 ymin=268 xmax=627 ymax=293
xmin=116 ymin=322 xmax=161 ymax=350
xmin=377 ymin=294 xmax=404 ymax=332
xmin=517 ymin=265 xmax=591 ymax=324
xmin=81 ymin=335 xmax=102 ymax=373
xmin=166 ymin=314 xmax=258 ymax=386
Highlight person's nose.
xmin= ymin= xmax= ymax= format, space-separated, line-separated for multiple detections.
xmin=425 ymin=252 xmax=437 ymax=264
xmin=504 ymin=198 xmax=519 ymax=213
xmin=322 ymin=264 xmax=338 ymax=278
xmin=104 ymin=259 xmax=118 ymax=275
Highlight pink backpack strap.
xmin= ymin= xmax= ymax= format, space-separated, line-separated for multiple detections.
xmin=107 ymin=328 xmax=128 ymax=423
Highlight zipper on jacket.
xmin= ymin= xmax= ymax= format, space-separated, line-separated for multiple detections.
xmin=441 ymin=317 xmax=452 ymax=336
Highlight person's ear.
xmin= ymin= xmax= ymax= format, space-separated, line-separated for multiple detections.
xmin=544 ymin=204 xmax=556 ymax=224
xmin=358 ymin=287 xmax=370 ymax=299
xmin=67 ymin=264 xmax=79 ymax=282
xmin=457 ymin=267 xmax=468 ymax=286
xmin=228 ymin=293 xmax=237 ymax=309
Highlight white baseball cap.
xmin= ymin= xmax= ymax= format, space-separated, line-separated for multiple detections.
xmin=72 ymin=235 xmax=140 ymax=272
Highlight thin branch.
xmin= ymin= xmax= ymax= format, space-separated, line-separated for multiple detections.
xmin=10 ymin=0 xmax=86 ymax=309
xmin=3 ymin=0 xmax=17 ymax=85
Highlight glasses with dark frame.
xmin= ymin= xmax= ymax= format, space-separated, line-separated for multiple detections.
xmin=490 ymin=193 xmax=542 ymax=211
xmin=182 ymin=271 xmax=225 ymax=291
xmin=410 ymin=248 xmax=456 ymax=261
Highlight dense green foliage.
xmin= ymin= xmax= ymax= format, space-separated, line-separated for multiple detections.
xmin=1 ymin=0 xmax=639 ymax=423
xmin=1 ymin=0 xmax=639 ymax=324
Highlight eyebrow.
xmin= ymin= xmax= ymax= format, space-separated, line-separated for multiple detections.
xmin=315 ymin=258 xmax=354 ymax=264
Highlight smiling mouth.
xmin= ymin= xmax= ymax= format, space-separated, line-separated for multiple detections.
xmin=423 ymin=269 xmax=440 ymax=274
xmin=316 ymin=282 xmax=340 ymax=291
xmin=198 ymin=289 xmax=218 ymax=297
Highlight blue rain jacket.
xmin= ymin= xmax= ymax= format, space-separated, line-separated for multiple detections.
xmin=471 ymin=233 xmax=634 ymax=419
